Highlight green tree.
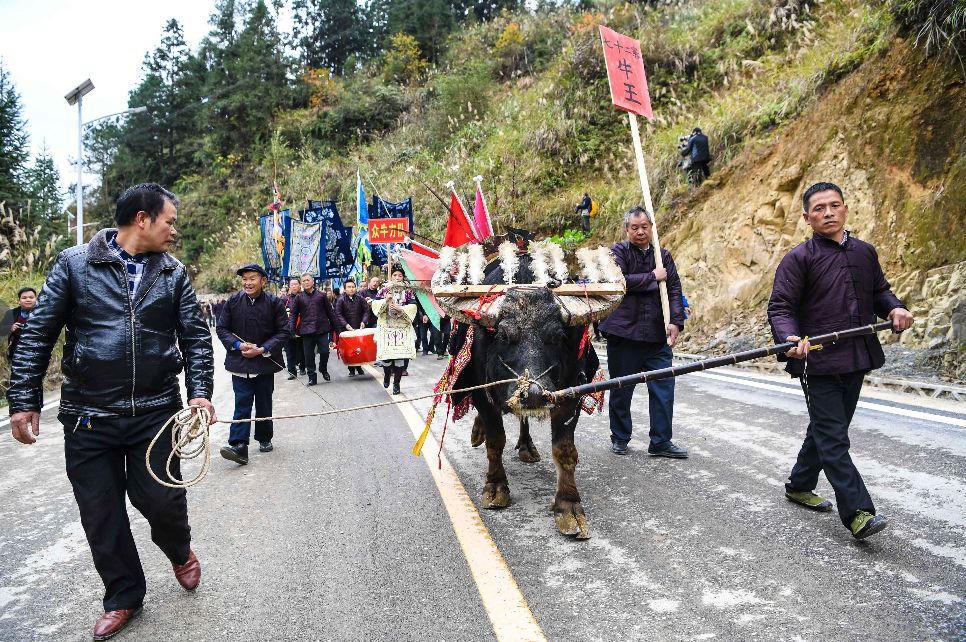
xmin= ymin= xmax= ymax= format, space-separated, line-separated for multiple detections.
xmin=384 ymin=0 xmax=457 ymax=62
xmin=0 ymin=62 xmax=29 ymax=209
xmin=293 ymin=0 xmax=367 ymax=75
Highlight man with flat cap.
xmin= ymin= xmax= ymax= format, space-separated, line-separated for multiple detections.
xmin=216 ymin=264 xmax=289 ymax=465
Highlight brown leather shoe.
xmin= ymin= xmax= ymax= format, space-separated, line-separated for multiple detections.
xmin=92 ymin=608 xmax=141 ymax=640
xmin=173 ymin=549 xmax=201 ymax=591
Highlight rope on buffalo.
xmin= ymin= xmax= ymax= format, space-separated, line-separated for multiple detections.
xmin=145 ymin=375 xmax=526 ymax=489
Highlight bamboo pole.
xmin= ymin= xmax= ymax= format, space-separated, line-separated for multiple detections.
xmin=552 ymin=322 xmax=895 ymax=401
xmin=627 ymin=112 xmax=671 ymax=336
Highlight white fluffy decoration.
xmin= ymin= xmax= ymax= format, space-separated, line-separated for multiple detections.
xmin=498 ymin=241 xmax=519 ymax=285
xmin=455 ymin=252 xmax=468 ymax=285
xmin=528 ymin=241 xmax=551 ymax=286
xmin=546 ymin=241 xmax=568 ymax=281
xmin=576 ymin=247 xmax=601 ymax=283
xmin=467 ymin=243 xmax=485 ymax=285
xmin=597 ymin=246 xmax=623 ymax=282
xmin=433 ymin=246 xmax=457 ymax=286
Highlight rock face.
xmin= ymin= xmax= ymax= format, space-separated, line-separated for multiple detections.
xmin=663 ymin=40 xmax=965 ymax=382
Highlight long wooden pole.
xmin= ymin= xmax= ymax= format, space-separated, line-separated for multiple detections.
xmin=628 ymin=112 xmax=671 ymax=335
xmin=552 ymin=322 xmax=894 ymax=401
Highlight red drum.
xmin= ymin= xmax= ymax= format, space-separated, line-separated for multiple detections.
xmin=338 ymin=328 xmax=377 ymax=365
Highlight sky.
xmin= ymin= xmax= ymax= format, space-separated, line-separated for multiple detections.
xmin=0 ymin=0 xmax=218 ymax=202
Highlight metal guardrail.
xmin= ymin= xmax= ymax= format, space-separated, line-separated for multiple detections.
xmin=673 ymin=353 xmax=966 ymax=403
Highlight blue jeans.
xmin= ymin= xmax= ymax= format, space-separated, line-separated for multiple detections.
xmin=606 ymin=337 xmax=675 ymax=448
xmin=229 ymin=374 xmax=275 ymax=445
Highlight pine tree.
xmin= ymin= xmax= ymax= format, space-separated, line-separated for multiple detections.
xmin=24 ymin=145 xmax=62 ymax=219
xmin=0 ymin=62 xmax=29 ymax=209
xmin=293 ymin=0 xmax=366 ymax=75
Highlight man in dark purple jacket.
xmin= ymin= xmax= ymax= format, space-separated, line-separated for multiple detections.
xmin=290 ymin=273 xmax=336 ymax=385
xmin=599 ymin=206 xmax=687 ymax=458
xmin=768 ymin=182 xmax=913 ymax=540
xmin=216 ymin=264 xmax=290 ymax=464
xmin=333 ymin=280 xmax=373 ymax=377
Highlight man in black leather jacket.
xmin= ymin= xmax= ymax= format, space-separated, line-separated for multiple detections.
xmin=6 ymin=183 xmax=215 ymax=641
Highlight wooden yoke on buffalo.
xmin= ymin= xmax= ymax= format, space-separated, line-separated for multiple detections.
xmin=430 ymin=240 xmax=626 ymax=328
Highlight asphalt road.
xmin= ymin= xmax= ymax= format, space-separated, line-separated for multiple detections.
xmin=1 ymin=336 xmax=964 ymax=641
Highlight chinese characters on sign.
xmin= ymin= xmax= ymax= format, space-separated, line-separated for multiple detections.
xmin=368 ymin=217 xmax=410 ymax=244
xmin=599 ymin=25 xmax=653 ymax=119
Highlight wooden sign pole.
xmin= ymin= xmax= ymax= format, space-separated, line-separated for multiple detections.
xmin=628 ymin=112 xmax=671 ymax=337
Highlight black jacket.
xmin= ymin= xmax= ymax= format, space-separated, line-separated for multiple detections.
xmin=289 ymin=288 xmax=335 ymax=336
xmin=682 ymin=133 xmax=711 ymax=163
xmin=334 ymin=293 xmax=373 ymax=331
xmin=216 ymin=291 xmax=289 ymax=376
xmin=6 ymin=228 xmax=213 ymax=416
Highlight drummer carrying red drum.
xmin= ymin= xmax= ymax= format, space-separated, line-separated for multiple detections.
xmin=334 ymin=281 xmax=375 ymax=377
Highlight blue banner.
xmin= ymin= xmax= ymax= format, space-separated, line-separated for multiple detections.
xmin=369 ymin=196 xmax=414 ymax=266
xmin=299 ymin=201 xmax=354 ymax=278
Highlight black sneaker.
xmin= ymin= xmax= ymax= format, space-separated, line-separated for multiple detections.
xmin=437 ymin=354 xmax=446 ymax=360
xmin=321 ymin=372 xmax=331 ymax=382
xmin=259 ymin=441 xmax=273 ymax=453
xmin=220 ymin=443 xmax=249 ymax=465
xmin=347 ymin=370 xmax=356 ymax=378
xmin=392 ymin=384 xmax=401 ymax=395
xmin=298 ymin=368 xmax=306 ymax=375
xmin=287 ymin=373 xmax=296 ymax=380
xmin=307 ymin=379 xmax=317 ymax=386
xmin=648 ymin=442 xmax=689 ymax=459
xmin=611 ymin=443 xmax=628 ymax=455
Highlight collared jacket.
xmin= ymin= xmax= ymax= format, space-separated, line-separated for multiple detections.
xmin=768 ymin=232 xmax=904 ymax=377
xmin=289 ymin=287 xmax=335 ymax=336
xmin=6 ymin=228 xmax=213 ymax=417
xmin=216 ymin=291 xmax=289 ymax=376
xmin=334 ymin=293 xmax=373 ymax=331
xmin=682 ymin=133 xmax=712 ymax=163
xmin=598 ymin=241 xmax=685 ymax=344
xmin=6 ymin=307 xmax=30 ymax=359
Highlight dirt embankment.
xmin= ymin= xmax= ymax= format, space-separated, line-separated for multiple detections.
xmin=663 ymin=39 xmax=965 ymax=382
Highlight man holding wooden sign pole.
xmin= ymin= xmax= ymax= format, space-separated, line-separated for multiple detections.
xmin=597 ymin=26 xmax=688 ymax=459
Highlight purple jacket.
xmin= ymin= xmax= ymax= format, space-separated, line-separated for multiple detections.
xmin=334 ymin=293 xmax=373 ymax=331
xmin=289 ymin=288 xmax=335 ymax=336
xmin=768 ymin=232 xmax=904 ymax=376
xmin=598 ymin=241 xmax=685 ymax=343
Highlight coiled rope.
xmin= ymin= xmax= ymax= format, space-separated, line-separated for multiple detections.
xmin=145 ymin=375 xmax=529 ymax=489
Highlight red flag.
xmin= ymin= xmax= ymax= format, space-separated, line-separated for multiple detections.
xmin=443 ymin=191 xmax=476 ymax=247
xmin=473 ymin=178 xmax=493 ymax=239
xmin=599 ymin=26 xmax=653 ymax=119
xmin=407 ymin=238 xmax=440 ymax=259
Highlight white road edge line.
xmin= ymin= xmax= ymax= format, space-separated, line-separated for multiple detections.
xmin=688 ymin=371 xmax=966 ymax=428
xmin=363 ymin=364 xmax=546 ymax=642
xmin=0 ymin=399 xmax=60 ymax=429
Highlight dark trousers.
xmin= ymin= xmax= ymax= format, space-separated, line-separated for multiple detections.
xmin=416 ymin=322 xmax=434 ymax=354
xmin=579 ymin=213 xmax=591 ymax=233
xmin=787 ymin=372 xmax=874 ymax=527
xmin=229 ymin=374 xmax=275 ymax=445
xmin=607 ymin=337 xmax=675 ymax=448
xmin=60 ymin=408 xmax=191 ymax=611
xmin=438 ymin=318 xmax=452 ymax=356
xmin=284 ymin=336 xmax=303 ymax=375
xmin=301 ymin=333 xmax=329 ymax=379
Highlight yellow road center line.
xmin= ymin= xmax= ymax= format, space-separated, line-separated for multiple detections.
xmin=363 ymin=364 xmax=547 ymax=642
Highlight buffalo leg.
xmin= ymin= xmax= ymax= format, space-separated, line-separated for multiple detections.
xmin=470 ymin=414 xmax=486 ymax=448
xmin=475 ymin=394 xmax=510 ymax=509
xmin=515 ymin=417 xmax=541 ymax=462
xmin=550 ymin=403 xmax=589 ymax=539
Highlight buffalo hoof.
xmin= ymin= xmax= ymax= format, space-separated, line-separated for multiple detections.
xmin=482 ymin=482 xmax=511 ymax=509
xmin=517 ymin=443 xmax=541 ymax=463
xmin=553 ymin=500 xmax=590 ymax=540
xmin=470 ymin=424 xmax=485 ymax=448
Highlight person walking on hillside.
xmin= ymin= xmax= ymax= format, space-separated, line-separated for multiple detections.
xmin=334 ymin=280 xmax=373 ymax=377
xmin=373 ymin=268 xmax=416 ymax=395
xmin=575 ymin=192 xmax=593 ymax=233
xmin=6 ymin=183 xmax=214 ymax=641
xmin=680 ymin=128 xmax=712 ymax=185
xmin=281 ymin=277 xmax=304 ymax=380
xmin=217 ymin=264 xmax=289 ymax=464
xmin=5 ymin=286 xmax=37 ymax=360
xmin=599 ymin=206 xmax=687 ymax=458
xmin=768 ymin=182 xmax=913 ymax=540
xmin=290 ymin=273 xmax=336 ymax=385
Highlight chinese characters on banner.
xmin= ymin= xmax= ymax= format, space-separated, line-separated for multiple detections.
xmin=599 ymin=25 xmax=653 ymax=120
xmin=368 ymin=217 xmax=410 ymax=244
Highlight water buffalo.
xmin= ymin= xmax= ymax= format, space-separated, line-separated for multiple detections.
xmin=434 ymin=243 xmax=623 ymax=539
